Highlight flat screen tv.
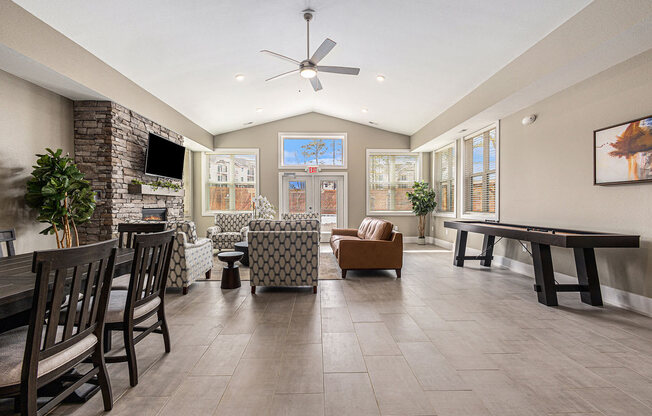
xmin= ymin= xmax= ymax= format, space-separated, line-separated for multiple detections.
xmin=145 ymin=133 xmax=185 ymax=180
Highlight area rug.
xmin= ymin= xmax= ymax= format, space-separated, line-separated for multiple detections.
xmin=204 ymin=250 xmax=341 ymax=281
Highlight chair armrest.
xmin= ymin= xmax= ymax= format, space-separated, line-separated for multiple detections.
xmin=184 ymin=237 xmax=212 ymax=250
xmin=206 ymin=225 xmax=222 ymax=239
xmin=331 ymin=228 xmax=359 ymax=237
xmin=240 ymin=226 xmax=249 ymax=240
xmin=338 ymin=233 xmax=403 ymax=269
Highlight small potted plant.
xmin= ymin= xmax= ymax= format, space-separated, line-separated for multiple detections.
xmin=25 ymin=148 xmax=96 ymax=248
xmin=251 ymin=195 xmax=276 ymax=220
xmin=406 ymin=181 xmax=437 ymax=245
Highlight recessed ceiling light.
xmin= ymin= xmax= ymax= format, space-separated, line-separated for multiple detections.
xmin=369 ymin=121 xmax=378 ymax=125
xmin=362 ymin=108 xmax=368 ymax=113
xmin=235 ymin=74 xmax=245 ymax=81
xmin=458 ymin=128 xmax=467 ymax=133
xmin=243 ymin=121 xmax=253 ymax=125
xmin=376 ymin=75 xmax=385 ymax=82
xmin=256 ymin=108 xmax=263 ymax=113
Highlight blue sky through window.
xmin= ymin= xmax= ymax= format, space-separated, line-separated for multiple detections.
xmin=283 ymin=138 xmax=344 ymax=166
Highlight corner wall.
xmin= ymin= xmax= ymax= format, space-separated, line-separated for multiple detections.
xmin=432 ymin=49 xmax=652 ymax=303
xmin=195 ymin=113 xmax=429 ymax=237
xmin=0 ymin=69 xmax=73 ymax=254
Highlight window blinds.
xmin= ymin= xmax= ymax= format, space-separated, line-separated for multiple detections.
xmin=434 ymin=144 xmax=455 ymax=213
xmin=463 ymin=127 xmax=496 ymax=215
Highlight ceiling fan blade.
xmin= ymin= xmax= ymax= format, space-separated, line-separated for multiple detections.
xmin=317 ymin=66 xmax=360 ymax=75
xmin=310 ymin=76 xmax=322 ymax=91
xmin=265 ymin=69 xmax=300 ymax=82
xmin=260 ymin=50 xmax=300 ymax=65
xmin=310 ymin=38 xmax=336 ymax=64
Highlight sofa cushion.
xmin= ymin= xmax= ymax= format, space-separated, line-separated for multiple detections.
xmin=357 ymin=217 xmax=393 ymax=241
xmin=330 ymin=235 xmax=361 ymax=257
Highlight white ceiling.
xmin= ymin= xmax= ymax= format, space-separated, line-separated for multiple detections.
xmin=14 ymin=0 xmax=591 ymax=136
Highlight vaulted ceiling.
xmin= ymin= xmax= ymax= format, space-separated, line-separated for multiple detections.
xmin=15 ymin=0 xmax=591 ymax=135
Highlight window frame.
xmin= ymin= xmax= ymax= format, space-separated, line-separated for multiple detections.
xmin=278 ymin=133 xmax=348 ymax=169
xmin=201 ymin=148 xmax=260 ymax=216
xmin=365 ymin=149 xmax=422 ymax=216
xmin=432 ymin=141 xmax=457 ymax=218
xmin=460 ymin=122 xmax=499 ymax=220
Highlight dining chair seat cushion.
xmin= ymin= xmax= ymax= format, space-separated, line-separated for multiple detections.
xmin=0 ymin=326 xmax=97 ymax=388
xmin=105 ymin=290 xmax=161 ymax=323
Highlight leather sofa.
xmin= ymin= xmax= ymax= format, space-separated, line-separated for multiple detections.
xmin=330 ymin=217 xmax=403 ymax=279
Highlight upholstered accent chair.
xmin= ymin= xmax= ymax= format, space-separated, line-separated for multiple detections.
xmin=168 ymin=221 xmax=213 ymax=294
xmin=330 ymin=217 xmax=403 ymax=278
xmin=207 ymin=213 xmax=252 ymax=251
xmin=248 ymin=219 xmax=320 ymax=294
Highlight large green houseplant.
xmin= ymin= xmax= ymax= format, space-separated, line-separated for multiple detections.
xmin=25 ymin=148 xmax=96 ymax=248
xmin=406 ymin=181 xmax=437 ymax=244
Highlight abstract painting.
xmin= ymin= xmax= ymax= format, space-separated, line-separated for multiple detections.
xmin=594 ymin=115 xmax=652 ymax=185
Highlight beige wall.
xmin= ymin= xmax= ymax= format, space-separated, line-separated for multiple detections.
xmin=0 ymin=69 xmax=73 ymax=254
xmin=193 ymin=112 xmax=429 ymax=237
xmin=432 ymin=49 xmax=652 ymax=299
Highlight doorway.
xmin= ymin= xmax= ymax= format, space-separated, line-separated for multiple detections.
xmin=280 ymin=173 xmax=347 ymax=242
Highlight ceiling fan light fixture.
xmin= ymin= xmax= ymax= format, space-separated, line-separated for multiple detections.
xmin=300 ymin=67 xmax=317 ymax=79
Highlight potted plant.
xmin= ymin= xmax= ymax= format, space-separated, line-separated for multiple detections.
xmin=251 ymin=195 xmax=276 ymax=220
xmin=25 ymin=148 xmax=96 ymax=248
xmin=406 ymin=181 xmax=437 ymax=245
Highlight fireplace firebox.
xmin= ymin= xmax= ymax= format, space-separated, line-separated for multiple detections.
xmin=142 ymin=208 xmax=167 ymax=221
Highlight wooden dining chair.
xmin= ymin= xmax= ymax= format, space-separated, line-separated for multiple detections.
xmin=117 ymin=223 xmax=166 ymax=248
xmin=104 ymin=230 xmax=175 ymax=387
xmin=0 ymin=228 xmax=16 ymax=258
xmin=0 ymin=239 xmax=118 ymax=416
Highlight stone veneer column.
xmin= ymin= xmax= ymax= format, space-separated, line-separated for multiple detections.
xmin=74 ymin=101 xmax=184 ymax=244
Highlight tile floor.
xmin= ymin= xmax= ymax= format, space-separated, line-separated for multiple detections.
xmin=2 ymin=244 xmax=652 ymax=416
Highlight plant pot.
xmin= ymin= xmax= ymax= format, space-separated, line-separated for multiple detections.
xmin=417 ymin=236 xmax=426 ymax=245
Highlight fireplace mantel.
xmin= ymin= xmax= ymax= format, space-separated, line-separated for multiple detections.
xmin=128 ymin=183 xmax=180 ymax=197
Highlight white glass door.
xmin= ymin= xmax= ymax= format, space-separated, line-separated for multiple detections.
xmin=281 ymin=173 xmax=347 ymax=242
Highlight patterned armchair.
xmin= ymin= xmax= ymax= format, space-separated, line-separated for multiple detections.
xmin=206 ymin=213 xmax=252 ymax=251
xmin=169 ymin=221 xmax=213 ymax=294
xmin=248 ymin=219 xmax=320 ymax=294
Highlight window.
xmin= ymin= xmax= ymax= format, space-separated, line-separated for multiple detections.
xmin=433 ymin=142 xmax=456 ymax=216
xmin=462 ymin=124 xmax=498 ymax=218
xmin=279 ymin=133 xmax=347 ymax=168
xmin=202 ymin=149 xmax=259 ymax=214
xmin=366 ymin=149 xmax=421 ymax=215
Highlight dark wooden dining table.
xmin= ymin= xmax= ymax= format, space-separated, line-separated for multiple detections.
xmin=0 ymin=247 xmax=134 ymax=330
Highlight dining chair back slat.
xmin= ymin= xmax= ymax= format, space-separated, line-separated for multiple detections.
xmin=117 ymin=223 xmax=166 ymax=248
xmin=0 ymin=228 xmax=16 ymax=257
xmin=129 ymin=230 xmax=175 ymax=308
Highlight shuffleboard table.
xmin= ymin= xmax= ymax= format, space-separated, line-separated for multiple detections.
xmin=443 ymin=221 xmax=640 ymax=307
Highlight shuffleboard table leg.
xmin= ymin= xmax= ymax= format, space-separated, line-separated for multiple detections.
xmin=573 ymin=247 xmax=603 ymax=306
xmin=480 ymin=234 xmax=495 ymax=267
xmin=453 ymin=230 xmax=468 ymax=267
xmin=531 ymin=243 xmax=558 ymax=306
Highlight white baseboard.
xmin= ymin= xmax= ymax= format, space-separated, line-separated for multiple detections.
xmin=433 ymin=238 xmax=454 ymax=250
xmin=464 ymin=247 xmax=652 ymax=317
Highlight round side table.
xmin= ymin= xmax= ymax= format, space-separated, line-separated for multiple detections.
xmin=234 ymin=241 xmax=249 ymax=266
xmin=218 ymin=251 xmax=243 ymax=289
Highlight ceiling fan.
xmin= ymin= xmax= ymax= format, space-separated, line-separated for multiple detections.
xmin=261 ymin=9 xmax=360 ymax=91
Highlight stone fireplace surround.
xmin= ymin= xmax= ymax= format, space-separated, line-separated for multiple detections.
xmin=73 ymin=101 xmax=184 ymax=244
